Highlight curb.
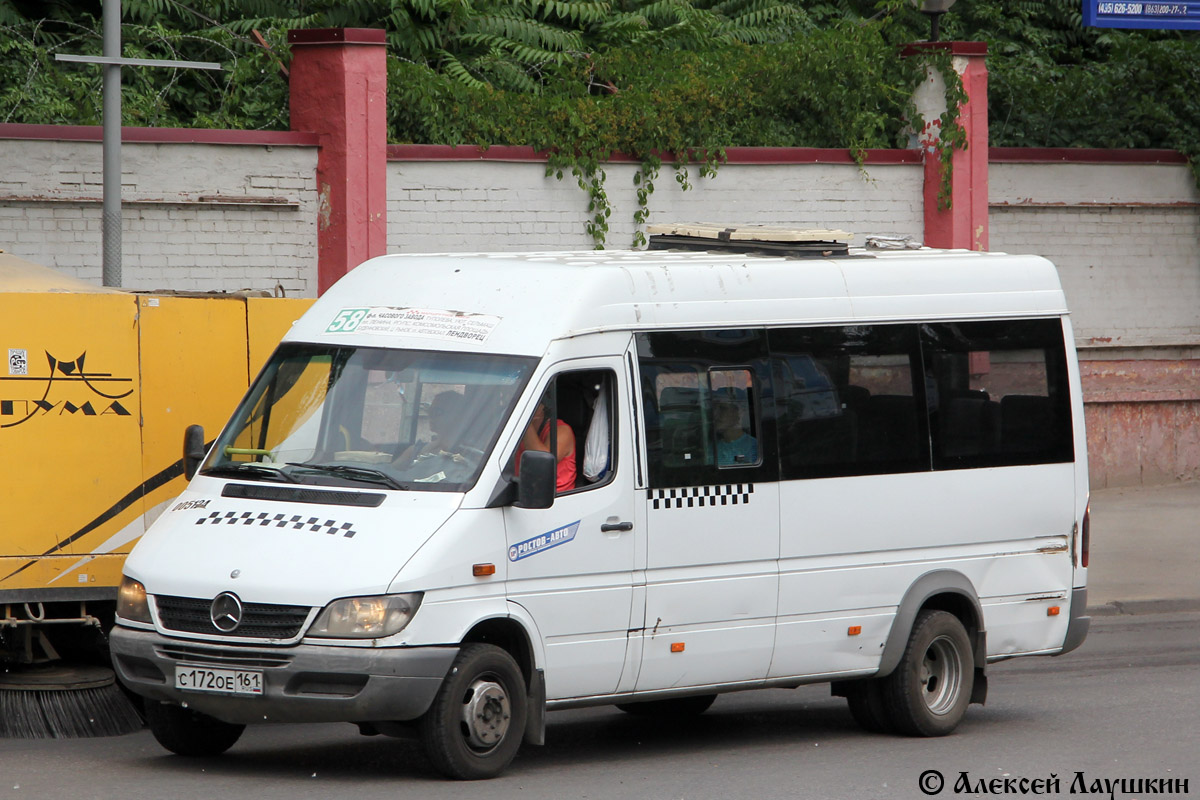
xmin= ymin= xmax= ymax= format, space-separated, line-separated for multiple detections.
xmin=1087 ymin=598 xmax=1200 ymax=616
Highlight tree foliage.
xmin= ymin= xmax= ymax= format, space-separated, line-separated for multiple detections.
xmin=3 ymin=0 xmax=1198 ymax=241
xmin=0 ymin=1 xmax=290 ymax=129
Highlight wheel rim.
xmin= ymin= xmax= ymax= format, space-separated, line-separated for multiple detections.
xmin=460 ymin=677 xmax=512 ymax=751
xmin=919 ymin=634 xmax=963 ymax=716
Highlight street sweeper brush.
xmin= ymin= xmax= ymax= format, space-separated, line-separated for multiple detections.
xmin=0 ymin=663 xmax=143 ymax=738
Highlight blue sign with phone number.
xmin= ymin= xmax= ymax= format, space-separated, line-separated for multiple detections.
xmin=1084 ymin=1 xmax=1200 ymax=29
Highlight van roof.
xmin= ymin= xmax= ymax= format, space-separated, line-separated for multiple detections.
xmin=288 ymin=248 xmax=1068 ymax=357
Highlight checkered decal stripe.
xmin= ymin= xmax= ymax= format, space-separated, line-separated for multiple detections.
xmin=650 ymin=484 xmax=754 ymax=509
xmin=196 ymin=510 xmax=357 ymax=538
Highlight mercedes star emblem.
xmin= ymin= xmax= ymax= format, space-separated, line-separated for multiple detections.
xmin=210 ymin=591 xmax=244 ymax=633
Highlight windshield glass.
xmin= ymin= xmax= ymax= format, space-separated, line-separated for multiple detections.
xmin=202 ymin=344 xmax=536 ymax=492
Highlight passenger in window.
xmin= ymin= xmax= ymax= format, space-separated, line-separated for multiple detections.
xmin=516 ymin=401 xmax=577 ymax=493
xmin=714 ymin=400 xmax=758 ymax=466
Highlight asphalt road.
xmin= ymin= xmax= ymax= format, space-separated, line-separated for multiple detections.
xmin=2 ymin=612 xmax=1197 ymax=800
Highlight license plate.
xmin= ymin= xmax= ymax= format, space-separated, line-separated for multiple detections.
xmin=175 ymin=665 xmax=263 ymax=696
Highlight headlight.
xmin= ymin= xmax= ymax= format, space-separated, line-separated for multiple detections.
xmin=116 ymin=576 xmax=152 ymax=624
xmin=308 ymin=593 xmax=423 ymax=638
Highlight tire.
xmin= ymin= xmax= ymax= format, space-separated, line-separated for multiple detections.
xmin=844 ymin=680 xmax=894 ymax=734
xmin=144 ymin=701 xmax=245 ymax=756
xmin=419 ymin=644 xmax=528 ymax=780
xmin=616 ymin=694 xmax=717 ymax=717
xmin=882 ymin=609 xmax=974 ymax=737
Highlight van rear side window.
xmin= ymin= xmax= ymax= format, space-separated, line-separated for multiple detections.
xmin=921 ymin=318 xmax=1074 ymax=469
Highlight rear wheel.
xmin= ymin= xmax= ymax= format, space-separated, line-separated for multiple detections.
xmin=616 ymin=694 xmax=717 ymax=717
xmin=144 ymin=701 xmax=244 ymax=756
xmin=419 ymin=644 xmax=527 ymax=780
xmin=882 ymin=609 xmax=973 ymax=736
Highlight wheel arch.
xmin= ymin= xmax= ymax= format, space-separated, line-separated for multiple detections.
xmin=460 ymin=611 xmax=547 ymax=745
xmin=877 ymin=570 xmax=987 ymax=686
xmin=461 ymin=616 xmax=536 ymax=685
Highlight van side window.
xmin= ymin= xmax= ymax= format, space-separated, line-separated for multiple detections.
xmin=510 ymin=369 xmax=618 ymax=494
xmin=637 ymin=330 xmax=775 ymax=489
xmin=921 ymin=318 xmax=1074 ymax=469
xmin=770 ymin=325 xmax=928 ymax=479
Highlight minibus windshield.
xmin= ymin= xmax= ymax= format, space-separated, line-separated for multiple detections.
xmin=202 ymin=344 xmax=536 ymax=492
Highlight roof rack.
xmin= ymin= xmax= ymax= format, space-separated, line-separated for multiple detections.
xmin=646 ymin=223 xmax=854 ymax=258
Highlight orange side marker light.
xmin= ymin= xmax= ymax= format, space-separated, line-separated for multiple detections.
xmin=1048 ymin=606 xmax=1061 ymax=616
xmin=670 ymin=642 xmax=685 ymax=653
xmin=847 ymin=626 xmax=862 ymax=636
xmin=473 ymin=563 xmax=496 ymax=577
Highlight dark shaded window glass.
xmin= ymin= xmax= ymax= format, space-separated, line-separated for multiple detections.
xmin=921 ymin=318 xmax=1073 ymax=469
xmin=770 ymin=325 xmax=929 ymax=479
xmin=636 ymin=330 xmax=775 ymax=488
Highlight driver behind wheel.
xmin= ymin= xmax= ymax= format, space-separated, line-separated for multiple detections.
xmin=396 ymin=390 xmax=470 ymax=470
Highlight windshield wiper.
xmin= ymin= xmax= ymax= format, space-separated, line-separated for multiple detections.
xmin=202 ymin=463 xmax=298 ymax=483
xmin=285 ymin=462 xmax=407 ymax=490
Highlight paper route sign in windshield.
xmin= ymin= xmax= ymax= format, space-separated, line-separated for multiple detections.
xmin=326 ymin=307 xmax=501 ymax=343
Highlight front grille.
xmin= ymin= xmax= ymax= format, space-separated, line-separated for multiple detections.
xmin=154 ymin=595 xmax=310 ymax=639
xmin=156 ymin=643 xmax=293 ymax=669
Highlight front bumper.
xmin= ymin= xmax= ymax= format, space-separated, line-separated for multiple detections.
xmin=110 ymin=626 xmax=457 ymax=725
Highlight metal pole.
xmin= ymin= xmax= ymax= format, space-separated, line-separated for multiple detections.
xmin=102 ymin=0 xmax=122 ymax=287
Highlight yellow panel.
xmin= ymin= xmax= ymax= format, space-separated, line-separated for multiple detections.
xmin=246 ymin=297 xmax=314 ymax=379
xmin=1 ymin=293 xmax=314 ymax=595
xmin=130 ymin=295 xmax=251 ymax=558
xmin=0 ymin=293 xmax=141 ymax=592
xmin=0 ymin=554 xmax=127 ymax=593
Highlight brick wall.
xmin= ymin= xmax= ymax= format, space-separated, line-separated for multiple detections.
xmin=386 ymin=148 xmax=925 ymax=253
xmin=0 ymin=131 xmax=319 ymax=296
xmin=990 ymin=156 xmax=1200 ymax=488
xmin=990 ymin=159 xmax=1200 ymax=349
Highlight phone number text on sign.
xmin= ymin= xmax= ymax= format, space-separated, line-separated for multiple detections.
xmin=326 ymin=307 xmax=502 ymax=343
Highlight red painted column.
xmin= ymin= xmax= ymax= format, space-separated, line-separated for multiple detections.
xmin=288 ymin=28 xmax=388 ymax=295
xmin=904 ymin=42 xmax=989 ymax=251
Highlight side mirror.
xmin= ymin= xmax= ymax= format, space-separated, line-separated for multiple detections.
xmin=515 ymin=451 xmax=556 ymax=510
xmin=183 ymin=424 xmax=206 ymax=480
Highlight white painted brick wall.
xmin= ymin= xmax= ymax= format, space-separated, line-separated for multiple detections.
xmin=0 ymin=139 xmax=319 ymax=296
xmin=5 ymin=138 xmax=1197 ymax=352
xmin=990 ymin=162 xmax=1200 ymax=348
xmin=386 ymin=160 xmax=925 ymax=253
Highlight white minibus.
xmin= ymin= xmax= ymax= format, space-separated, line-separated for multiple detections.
xmin=111 ymin=226 xmax=1091 ymax=779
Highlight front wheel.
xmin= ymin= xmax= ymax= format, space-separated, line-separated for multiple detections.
xmin=419 ymin=644 xmax=528 ymax=780
xmin=144 ymin=701 xmax=244 ymax=756
xmin=882 ymin=609 xmax=974 ymax=736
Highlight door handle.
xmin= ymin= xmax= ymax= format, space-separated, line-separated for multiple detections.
xmin=600 ymin=520 xmax=634 ymax=533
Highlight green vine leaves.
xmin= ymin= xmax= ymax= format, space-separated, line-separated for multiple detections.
xmin=904 ymin=48 xmax=970 ymax=212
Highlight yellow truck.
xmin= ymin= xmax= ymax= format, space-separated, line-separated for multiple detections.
xmin=0 ymin=251 xmax=311 ymax=735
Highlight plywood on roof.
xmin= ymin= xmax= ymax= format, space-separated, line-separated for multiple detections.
xmin=645 ymin=223 xmax=854 ymax=243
